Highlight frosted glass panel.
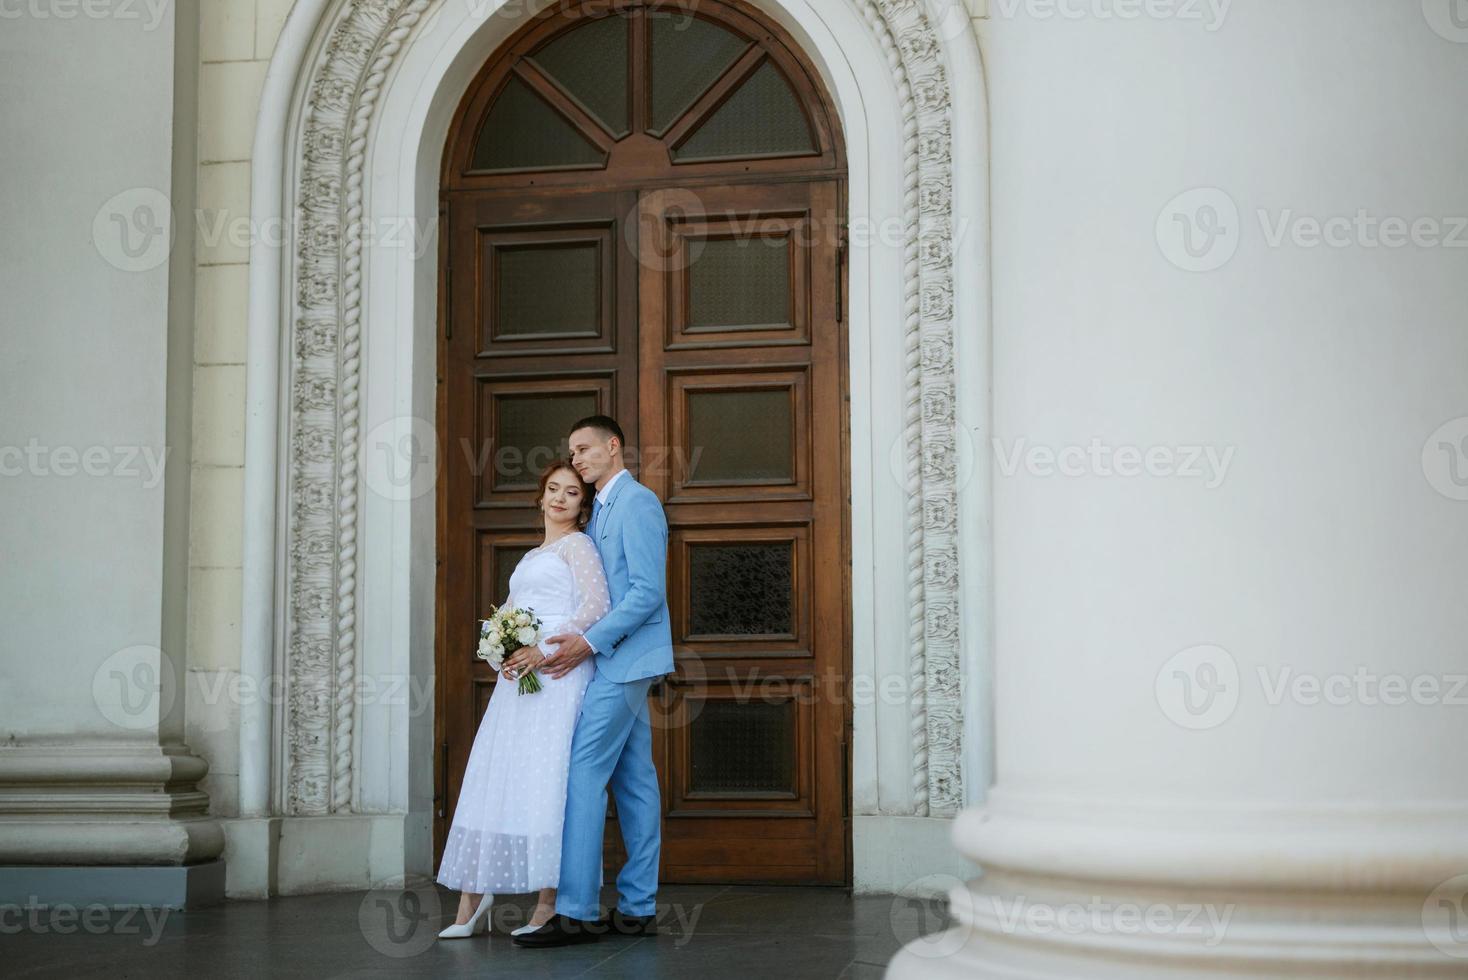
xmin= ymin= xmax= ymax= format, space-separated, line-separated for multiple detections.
xmin=495 ymin=242 xmax=600 ymax=338
xmin=688 ymin=699 xmax=796 ymax=794
xmin=674 ymin=60 xmax=815 ymax=160
xmin=687 ymin=236 xmax=791 ymax=329
xmin=649 ymin=11 xmax=747 ymax=132
xmin=471 ymin=75 xmax=604 ymax=171
xmin=495 ymin=393 xmax=597 ymax=489
xmin=687 ymin=388 xmax=793 ymax=483
xmin=528 ymin=12 xmax=629 ymax=135
xmin=494 ymin=545 xmax=531 ymax=606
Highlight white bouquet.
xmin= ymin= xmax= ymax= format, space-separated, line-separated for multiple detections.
xmin=476 ymin=604 xmax=544 ymax=695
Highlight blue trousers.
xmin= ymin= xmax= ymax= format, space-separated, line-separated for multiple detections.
xmin=554 ymin=672 xmax=660 ymax=920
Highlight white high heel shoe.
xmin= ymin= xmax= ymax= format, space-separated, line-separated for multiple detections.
xmin=510 ymin=905 xmax=555 ymax=936
xmin=437 ymin=892 xmax=494 ymax=939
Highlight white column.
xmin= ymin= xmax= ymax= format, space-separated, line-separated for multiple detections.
xmin=892 ymin=0 xmax=1468 ymax=974
xmin=0 ymin=1 xmax=222 ymax=884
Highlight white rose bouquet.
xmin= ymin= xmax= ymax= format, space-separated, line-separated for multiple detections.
xmin=476 ymin=604 xmax=544 ymax=695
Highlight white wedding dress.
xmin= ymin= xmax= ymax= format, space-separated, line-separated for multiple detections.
xmin=435 ymin=530 xmax=610 ymax=895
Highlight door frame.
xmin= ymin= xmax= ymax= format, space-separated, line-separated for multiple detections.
xmin=433 ymin=13 xmax=854 ymax=872
xmin=238 ymin=0 xmax=986 ymax=896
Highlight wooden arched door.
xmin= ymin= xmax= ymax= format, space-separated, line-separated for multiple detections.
xmin=434 ymin=0 xmax=850 ymax=885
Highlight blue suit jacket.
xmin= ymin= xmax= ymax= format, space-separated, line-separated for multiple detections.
xmin=582 ymin=472 xmax=674 ymax=683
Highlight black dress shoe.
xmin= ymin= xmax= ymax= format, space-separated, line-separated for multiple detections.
xmin=594 ymin=909 xmax=658 ymax=936
xmin=510 ymin=913 xmax=605 ymax=947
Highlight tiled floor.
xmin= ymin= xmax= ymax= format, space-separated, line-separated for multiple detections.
xmin=6 ymin=882 xmax=951 ymax=979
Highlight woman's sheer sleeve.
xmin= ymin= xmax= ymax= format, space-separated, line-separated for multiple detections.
xmin=558 ymin=532 xmax=611 ymax=637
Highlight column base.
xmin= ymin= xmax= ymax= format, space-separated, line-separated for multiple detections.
xmin=0 ymin=741 xmax=224 ymax=866
xmin=0 ymin=860 xmax=224 ymax=910
xmin=886 ymin=794 xmax=1468 ymax=977
xmin=220 ymin=813 xmax=411 ymax=898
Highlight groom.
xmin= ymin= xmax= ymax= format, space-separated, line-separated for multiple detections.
xmin=512 ymin=415 xmax=673 ymax=947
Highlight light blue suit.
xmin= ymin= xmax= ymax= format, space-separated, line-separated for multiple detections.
xmin=555 ymin=470 xmax=673 ymax=921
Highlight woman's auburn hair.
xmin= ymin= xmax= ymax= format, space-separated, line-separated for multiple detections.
xmin=536 ymin=458 xmax=594 ymax=529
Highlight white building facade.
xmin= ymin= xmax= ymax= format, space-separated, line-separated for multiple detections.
xmin=3 ymin=0 xmax=1467 ymax=975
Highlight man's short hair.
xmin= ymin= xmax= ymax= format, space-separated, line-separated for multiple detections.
xmin=569 ymin=414 xmax=625 ymax=447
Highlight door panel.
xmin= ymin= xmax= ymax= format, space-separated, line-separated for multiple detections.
xmin=638 ymin=181 xmax=846 ymax=884
xmin=437 ymin=188 xmax=639 ymax=863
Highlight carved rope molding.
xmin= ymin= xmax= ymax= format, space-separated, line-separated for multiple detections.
xmin=282 ymin=0 xmax=963 ymax=817
xmin=853 ymin=0 xmax=963 ymax=816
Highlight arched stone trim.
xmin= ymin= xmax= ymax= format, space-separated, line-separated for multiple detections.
xmin=264 ymin=0 xmax=968 ymax=818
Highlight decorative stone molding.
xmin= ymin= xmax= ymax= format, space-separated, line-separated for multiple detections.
xmin=283 ymin=0 xmax=434 ymax=814
xmin=278 ymin=0 xmax=965 ymax=818
xmin=854 ymin=0 xmax=965 ymax=816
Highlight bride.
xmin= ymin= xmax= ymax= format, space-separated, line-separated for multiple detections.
xmin=435 ymin=458 xmax=611 ymax=939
